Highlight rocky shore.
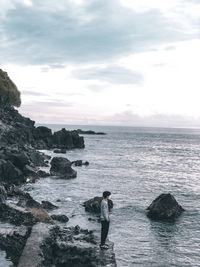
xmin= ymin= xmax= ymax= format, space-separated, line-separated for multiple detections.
xmin=0 ymin=103 xmax=116 ymax=266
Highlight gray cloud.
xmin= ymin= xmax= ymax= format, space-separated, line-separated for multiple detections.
xmin=72 ymin=66 xmax=144 ymax=84
xmin=22 ymin=100 xmax=74 ymax=107
xmin=110 ymin=111 xmax=200 ymax=128
xmin=0 ymin=0 xmax=197 ymax=65
xmin=21 ymin=90 xmax=49 ymax=96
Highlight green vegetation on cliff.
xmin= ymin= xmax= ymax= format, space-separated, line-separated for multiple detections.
xmin=0 ymin=69 xmax=21 ymax=108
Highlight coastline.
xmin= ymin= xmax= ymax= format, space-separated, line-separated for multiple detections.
xmin=0 ymin=106 xmax=117 ymax=266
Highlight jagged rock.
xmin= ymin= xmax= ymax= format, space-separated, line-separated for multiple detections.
xmin=77 ymin=129 xmax=106 ymax=135
xmin=50 ymin=157 xmax=77 ymax=179
xmin=4 ymin=150 xmax=30 ymax=170
xmin=28 ymin=151 xmax=46 ymax=167
xmin=0 ymin=226 xmax=31 ymax=266
xmin=0 ymin=203 xmax=38 ymax=226
xmin=146 ymin=193 xmax=185 ymax=220
xmin=71 ymin=160 xmax=89 ymax=166
xmin=53 ymin=148 xmax=66 ymax=154
xmin=51 ymin=214 xmax=69 ymax=222
xmin=83 ymin=197 xmax=114 ymax=213
xmin=52 ymin=128 xmax=85 ymax=149
xmin=41 ymin=200 xmax=58 ymax=210
xmin=40 ymin=225 xmax=117 ymax=267
xmin=37 ymin=170 xmax=49 ymax=178
xmin=17 ymin=192 xmax=42 ymax=209
xmin=0 ymin=185 xmax=7 ymax=203
xmin=0 ymin=159 xmax=25 ymax=184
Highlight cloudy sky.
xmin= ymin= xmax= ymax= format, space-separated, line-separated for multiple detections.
xmin=1 ymin=0 xmax=200 ymax=127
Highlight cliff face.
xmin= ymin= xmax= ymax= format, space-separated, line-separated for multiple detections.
xmin=0 ymin=106 xmax=84 ymax=149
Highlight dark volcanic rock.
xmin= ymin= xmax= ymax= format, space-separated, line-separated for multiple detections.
xmin=51 ymin=214 xmax=69 ymax=222
xmin=53 ymin=148 xmax=66 ymax=154
xmin=50 ymin=157 xmax=77 ymax=179
xmin=52 ymin=128 xmax=85 ymax=149
xmin=0 ymin=226 xmax=31 ymax=266
xmin=146 ymin=193 xmax=185 ymax=220
xmin=77 ymin=129 xmax=106 ymax=135
xmin=41 ymin=200 xmax=58 ymax=210
xmin=37 ymin=170 xmax=49 ymax=178
xmin=40 ymin=225 xmax=117 ymax=267
xmin=83 ymin=197 xmax=114 ymax=213
xmin=0 ymin=203 xmax=38 ymax=226
xmin=71 ymin=160 xmax=89 ymax=166
xmin=28 ymin=151 xmax=46 ymax=167
xmin=0 ymin=159 xmax=25 ymax=184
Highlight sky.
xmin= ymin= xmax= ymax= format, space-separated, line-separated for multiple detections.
xmin=0 ymin=0 xmax=200 ymax=127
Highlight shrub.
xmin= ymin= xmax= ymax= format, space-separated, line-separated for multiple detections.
xmin=0 ymin=69 xmax=21 ymax=108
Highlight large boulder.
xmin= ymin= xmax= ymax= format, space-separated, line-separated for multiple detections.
xmin=83 ymin=197 xmax=114 ymax=213
xmin=50 ymin=157 xmax=77 ymax=179
xmin=52 ymin=128 xmax=85 ymax=149
xmin=146 ymin=193 xmax=185 ymax=220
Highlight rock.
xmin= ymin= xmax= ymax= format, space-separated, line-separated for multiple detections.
xmin=0 ymin=203 xmax=38 ymax=226
xmin=53 ymin=148 xmax=67 ymax=154
xmin=17 ymin=193 xmax=55 ymax=224
xmin=29 ymin=151 xmax=46 ymax=167
xmin=18 ymin=223 xmax=56 ymax=267
xmin=0 ymin=159 xmax=25 ymax=184
xmin=50 ymin=157 xmax=77 ymax=179
xmin=146 ymin=193 xmax=185 ymax=220
xmin=52 ymin=128 xmax=85 ymax=149
xmin=37 ymin=170 xmax=49 ymax=178
xmin=27 ymin=208 xmax=55 ymax=224
xmin=77 ymin=129 xmax=106 ymax=135
xmin=51 ymin=214 xmax=69 ymax=222
xmin=83 ymin=197 xmax=114 ymax=213
xmin=0 ymin=226 xmax=31 ymax=266
xmin=17 ymin=192 xmax=42 ymax=209
xmin=0 ymin=185 xmax=7 ymax=203
xmin=71 ymin=160 xmax=89 ymax=166
xmin=23 ymin=164 xmax=38 ymax=176
xmin=40 ymin=225 xmax=117 ymax=267
xmin=4 ymin=151 xmax=30 ymax=170
xmin=41 ymin=200 xmax=58 ymax=210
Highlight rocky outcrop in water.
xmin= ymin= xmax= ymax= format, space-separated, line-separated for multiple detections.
xmin=50 ymin=157 xmax=77 ymax=179
xmin=84 ymin=196 xmax=114 ymax=213
xmin=41 ymin=225 xmax=116 ymax=267
xmin=77 ymin=129 xmax=106 ymax=135
xmin=146 ymin=193 xmax=185 ymax=220
xmin=71 ymin=159 xmax=89 ymax=166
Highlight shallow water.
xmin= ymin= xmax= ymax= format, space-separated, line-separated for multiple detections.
xmin=2 ymin=125 xmax=200 ymax=266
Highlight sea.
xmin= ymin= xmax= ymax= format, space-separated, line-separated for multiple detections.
xmin=1 ymin=125 xmax=200 ymax=266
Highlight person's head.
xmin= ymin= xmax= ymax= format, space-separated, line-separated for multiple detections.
xmin=103 ymin=191 xmax=111 ymax=200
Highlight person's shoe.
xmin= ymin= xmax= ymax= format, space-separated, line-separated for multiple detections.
xmin=99 ymin=244 xmax=109 ymax=249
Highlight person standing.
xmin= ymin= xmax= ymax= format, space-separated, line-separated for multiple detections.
xmin=100 ymin=191 xmax=111 ymax=249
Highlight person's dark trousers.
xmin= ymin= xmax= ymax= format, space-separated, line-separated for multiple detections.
xmin=101 ymin=220 xmax=110 ymax=245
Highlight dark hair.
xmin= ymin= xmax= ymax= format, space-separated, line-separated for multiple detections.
xmin=103 ymin=191 xmax=111 ymax=198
